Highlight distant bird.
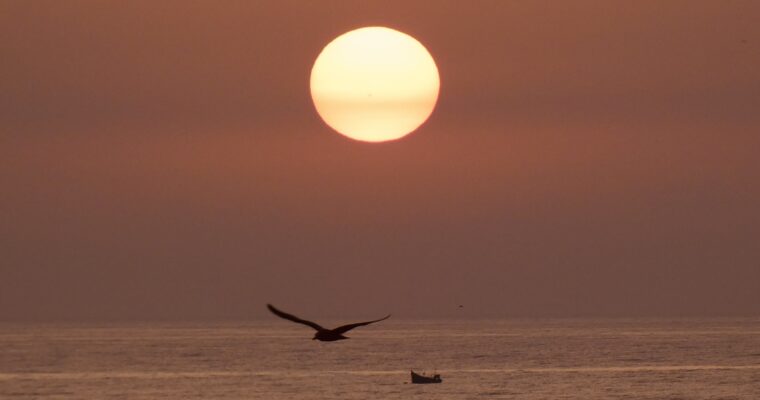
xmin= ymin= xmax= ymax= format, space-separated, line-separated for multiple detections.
xmin=266 ymin=304 xmax=390 ymax=341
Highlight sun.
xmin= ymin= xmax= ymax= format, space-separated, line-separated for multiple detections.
xmin=310 ymin=27 xmax=440 ymax=143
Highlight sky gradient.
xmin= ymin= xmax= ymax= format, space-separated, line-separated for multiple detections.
xmin=1 ymin=1 xmax=759 ymax=320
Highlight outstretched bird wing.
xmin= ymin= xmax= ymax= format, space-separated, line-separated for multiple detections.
xmin=332 ymin=314 xmax=390 ymax=335
xmin=267 ymin=304 xmax=324 ymax=331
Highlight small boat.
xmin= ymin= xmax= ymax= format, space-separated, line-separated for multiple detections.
xmin=411 ymin=370 xmax=442 ymax=384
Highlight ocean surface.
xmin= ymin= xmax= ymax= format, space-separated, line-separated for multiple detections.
xmin=1 ymin=318 xmax=759 ymax=399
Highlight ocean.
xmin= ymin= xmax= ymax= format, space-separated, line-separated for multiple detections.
xmin=1 ymin=318 xmax=759 ymax=399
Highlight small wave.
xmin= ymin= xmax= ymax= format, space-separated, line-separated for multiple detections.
xmin=456 ymin=365 xmax=760 ymax=374
xmin=0 ymin=371 xmax=254 ymax=381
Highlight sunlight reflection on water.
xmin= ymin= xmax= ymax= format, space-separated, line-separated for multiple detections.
xmin=1 ymin=319 xmax=759 ymax=399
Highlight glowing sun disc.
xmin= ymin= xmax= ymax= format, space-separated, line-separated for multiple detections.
xmin=310 ymin=27 xmax=440 ymax=143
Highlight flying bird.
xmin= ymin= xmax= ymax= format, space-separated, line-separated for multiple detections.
xmin=266 ymin=304 xmax=390 ymax=341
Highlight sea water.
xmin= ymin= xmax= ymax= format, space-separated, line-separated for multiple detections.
xmin=1 ymin=318 xmax=759 ymax=399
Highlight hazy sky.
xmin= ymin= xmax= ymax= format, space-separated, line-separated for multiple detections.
xmin=2 ymin=1 xmax=759 ymax=321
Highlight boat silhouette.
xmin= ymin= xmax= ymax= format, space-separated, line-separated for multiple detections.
xmin=410 ymin=370 xmax=442 ymax=384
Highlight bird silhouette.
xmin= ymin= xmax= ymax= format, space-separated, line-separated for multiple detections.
xmin=266 ymin=304 xmax=390 ymax=341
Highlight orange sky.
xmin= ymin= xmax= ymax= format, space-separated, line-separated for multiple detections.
xmin=1 ymin=1 xmax=759 ymax=320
